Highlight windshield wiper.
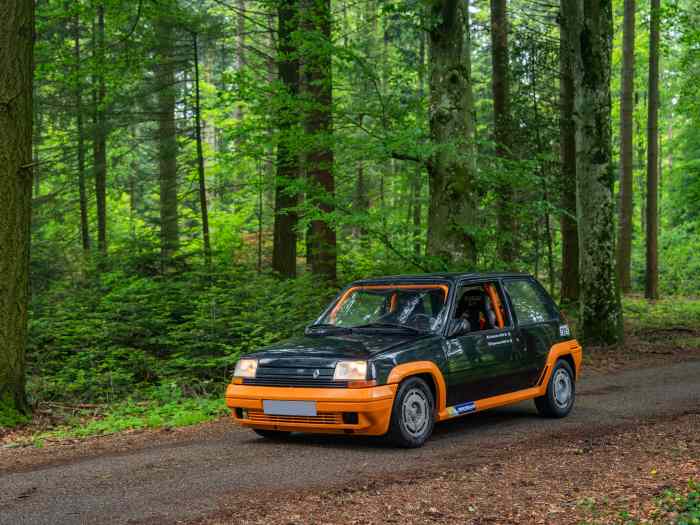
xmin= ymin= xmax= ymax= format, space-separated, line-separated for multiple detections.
xmin=305 ymin=323 xmax=352 ymax=335
xmin=352 ymin=322 xmax=425 ymax=334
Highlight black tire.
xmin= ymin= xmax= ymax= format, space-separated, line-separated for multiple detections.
xmin=252 ymin=428 xmax=291 ymax=440
xmin=386 ymin=376 xmax=435 ymax=448
xmin=535 ymin=359 xmax=576 ymax=418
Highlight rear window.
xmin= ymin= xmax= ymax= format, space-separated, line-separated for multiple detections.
xmin=503 ymin=279 xmax=558 ymax=324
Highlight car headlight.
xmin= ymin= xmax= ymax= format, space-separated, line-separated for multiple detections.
xmin=333 ymin=360 xmax=367 ymax=381
xmin=234 ymin=358 xmax=258 ymax=379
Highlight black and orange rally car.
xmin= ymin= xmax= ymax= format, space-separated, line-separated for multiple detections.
xmin=225 ymin=272 xmax=582 ymax=447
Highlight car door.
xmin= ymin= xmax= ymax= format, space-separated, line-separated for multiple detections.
xmin=444 ymin=280 xmax=525 ymax=406
xmin=501 ymin=277 xmax=561 ymax=391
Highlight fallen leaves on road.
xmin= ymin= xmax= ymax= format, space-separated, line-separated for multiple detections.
xmin=203 ymin=414 xmax=699 ymax=525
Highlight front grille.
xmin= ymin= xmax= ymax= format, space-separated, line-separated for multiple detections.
xmin=243 ymin=378 xmax=348 ymax=388
xmin=244 ymin=365 xmax=348 ymax=388
xmin=247 ymin=410 xmax=343 ymax=425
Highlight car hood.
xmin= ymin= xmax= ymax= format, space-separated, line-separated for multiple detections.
xmin=249 ymin=332 xmax=426 ymax=362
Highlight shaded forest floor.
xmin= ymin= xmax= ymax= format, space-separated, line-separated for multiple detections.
xmin=2 ymin=296 xmax=699 ymax=449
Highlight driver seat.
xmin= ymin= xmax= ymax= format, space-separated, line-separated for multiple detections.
xmin=457 ymin=289 xmax=497 ymax=331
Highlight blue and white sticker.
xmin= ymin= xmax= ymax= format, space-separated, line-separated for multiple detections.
xmin=559 ymin=324 xmax=571 ymax=337
xmin=446 ymin=401 xmax=477 ymax=418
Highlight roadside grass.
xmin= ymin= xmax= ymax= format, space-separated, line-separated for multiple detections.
xmin=2 ymin=386 xmax=228 ymax=447
xmin=565 ymin=296 xmax=700 ymax=372
xmin=623 ymin=295 xmax=700 ymax=332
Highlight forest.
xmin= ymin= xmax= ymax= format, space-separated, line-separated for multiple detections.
xmin=1 ymin=0 xmax=699 ymax=430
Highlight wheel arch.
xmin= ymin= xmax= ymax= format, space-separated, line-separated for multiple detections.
xmin=386 ymin=361 xmax=447 ymax=413
xmin=544 ymin=340 xmax=583 ymax=383
xmin=559 ymin=354 xmax=577 ymax=379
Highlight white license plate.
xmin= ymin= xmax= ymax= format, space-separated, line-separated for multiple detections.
xmin=263 ymin=400 xmax=317 ymax=416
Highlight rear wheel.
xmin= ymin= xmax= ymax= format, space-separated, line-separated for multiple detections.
xmin=387 ymin=377 xmax=435 ymax=448
xmin=535 ymin=359 xmax=575 ymax=418
xmin=252 ymin=428 xmax=291 ymax=440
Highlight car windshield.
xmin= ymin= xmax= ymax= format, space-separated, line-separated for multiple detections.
xmin=314 ymin=284 xmax=451 ymax=334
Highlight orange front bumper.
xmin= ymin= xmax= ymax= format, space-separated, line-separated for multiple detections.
xmin=225 ymin=383 xmax=397 ymax=436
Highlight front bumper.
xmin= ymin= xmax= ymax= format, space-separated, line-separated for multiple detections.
xmin=225 ymin=383 xmax=397 ymax=436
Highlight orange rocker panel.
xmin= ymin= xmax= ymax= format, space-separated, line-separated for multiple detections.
xmin=225 ymin=340 xmax=582 ymax=436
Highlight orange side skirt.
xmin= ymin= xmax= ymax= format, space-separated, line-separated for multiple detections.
xmin=438 ymin=339 xmax=583 ymax=421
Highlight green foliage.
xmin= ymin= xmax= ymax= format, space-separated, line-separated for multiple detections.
xmin=0 ymin=394 xmax=31 ymax=428
xmin=658 ymin=481 xmax=700 ymax=525
xmin=31 ymin=386 xmax=227 ymax=443
xmin=623 ymin=296 xmax=700 ymax=331
xmin=27 ymin=264 xmax=332 ymax=404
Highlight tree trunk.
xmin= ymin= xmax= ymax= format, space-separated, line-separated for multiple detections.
xmin=352 ymin=0 xmax=379 ymax=240
xmin=425 ymin=0 xmax=477 ymax=268
xmin=0 ymin=0 xmax=34 ymax=418
xmin=412 ymin=24 xmax=426 ymax=257
xmin=559 ymin=3 xmax=579 ymax=304
xmin=74 ymin=11 xmax=90 ymax=253
xmin=156 ymin=12 xmax=179 ymax=267
xmin=645 ymin=0 xmax=660 ymax=300
xmin=490 ymin=0 xmax=515 ymax=265
xmin=566 ymin=0 xmax=623 ymax=345
xmin=93 ymin=3 xmax=107 ymax=256
xmin=528 ymin=41 xmax=555 ymax=295
xmin=193 ymin=33 xmax=212 ymax=269
xmin=353 ymin=151 xmax=369 ymax=238
xmin=617 ymin=0 xmax=635 ymax=293
xmin=33 ymin=88 xmax=41 ymax=198
xmin=235 ymin=0 xmax=246 ymax=121
xmin=272 ymin=0 xmax=300 ymax=278
xmin=302 ymin=0 xmax=336 ymax=283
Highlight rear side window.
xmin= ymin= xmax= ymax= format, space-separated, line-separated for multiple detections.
xmin=503 ymin=279 xmax=558 ymax=324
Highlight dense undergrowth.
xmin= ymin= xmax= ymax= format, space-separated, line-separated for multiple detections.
xmin=27 ymin=266 xmax=333 ymax=405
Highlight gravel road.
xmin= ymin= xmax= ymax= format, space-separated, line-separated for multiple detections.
xmin=1 ymin=361 xmax=699 ymax=525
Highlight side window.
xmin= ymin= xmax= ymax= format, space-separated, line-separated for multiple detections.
xmin=453 ymin=282 xmax=508 ymax=331
xmin=503 ymin=279 xmax=557 ymax=325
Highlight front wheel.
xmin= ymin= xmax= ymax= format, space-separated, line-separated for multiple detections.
xmin=535 ymin=359 xmax=576 ymax=418
xmin=387 ymin=377 xmax=435 ymax=448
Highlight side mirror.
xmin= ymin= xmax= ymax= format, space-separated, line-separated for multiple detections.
xmin=447 ymin=318 xmax=470 ymax=338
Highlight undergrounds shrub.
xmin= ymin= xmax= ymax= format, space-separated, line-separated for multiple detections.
xmin=27 ymin=268 xmax=333 ymax=404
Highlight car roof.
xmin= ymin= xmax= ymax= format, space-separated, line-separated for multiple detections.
xmin=351 ymin=271 xmax=531 ymax=286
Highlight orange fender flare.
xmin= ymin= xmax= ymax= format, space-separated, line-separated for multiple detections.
xmin=538 ymin=339 xmax=583 ymax=388
xmin=386 ymin=361 xmax=448 ymax=415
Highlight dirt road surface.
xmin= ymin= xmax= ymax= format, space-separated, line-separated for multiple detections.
xmin=1 ymin=361 xmax=699 ymax=525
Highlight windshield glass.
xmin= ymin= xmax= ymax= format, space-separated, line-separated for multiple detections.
xmin=316 ymin=284 xmax=450 ymax=334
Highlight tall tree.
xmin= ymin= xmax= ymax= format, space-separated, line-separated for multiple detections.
xmin=0 ymin=0 xmax=34 ymax=418
xmin=425 ymin=0 xmax=478 ymax=267
xmin=490 ymin=0 xmax=515 ymax=264
xmin=617 ymin=0 xmax=636 ymax=293
xmin=272 ymin=0 xmax=300 ymax=278
xmin=74 ymin=8 xmax=90 ymax=253
xmin=645 ymin=0 xmax=660 ymax=299
xmin=235 ymin=0 xmax=246 ymax=121
xmin=412 ymin=28 xmax=427 ymax=257
xmin=155 ymin=10 xmax=179 ymax=267
xmin=302 ymin=0 xmax=336 ymax=282
xmin=93 ymin=2 xmax=108 ymax=256
xmin=193 ymin=32 xmax=212 ymax=268
xmin=565 ymin=0 xmax=624 ymax=344
xmin=559 ymin=4 xmax=579 ymax=303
